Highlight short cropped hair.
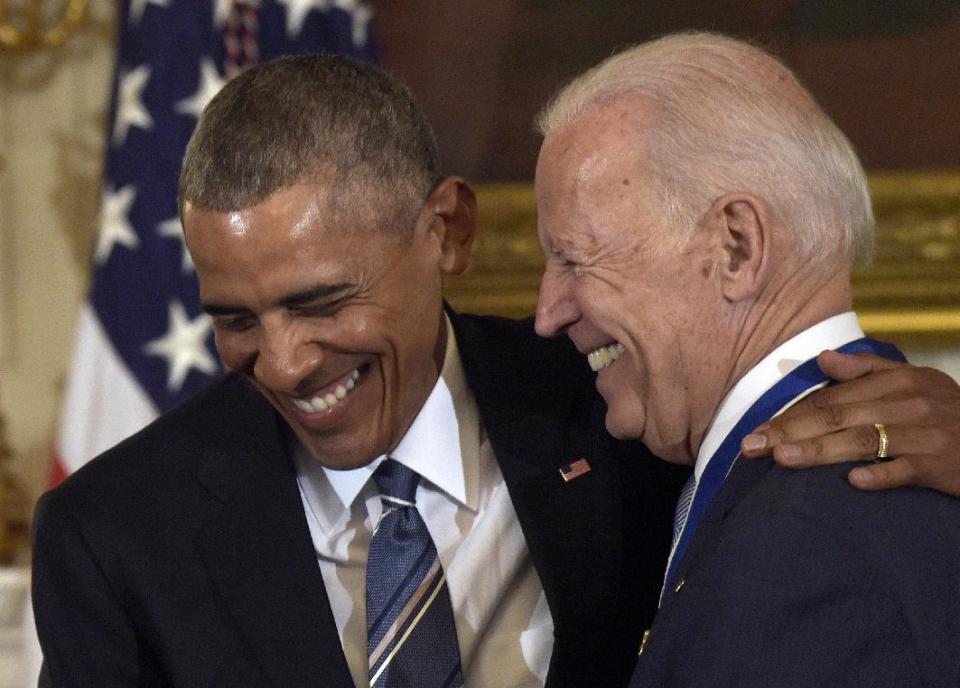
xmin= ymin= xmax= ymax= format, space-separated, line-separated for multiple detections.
xmin=179 ymin=53 xmax=443 ymax=228
xmin=537 ymin=32 xmax=874 ymax=266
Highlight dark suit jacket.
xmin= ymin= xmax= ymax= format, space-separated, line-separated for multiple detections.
xmin=33 ymin=311 xmax=688 ymax=688
xmin=631 ymin=456 xmax=960 ymax=687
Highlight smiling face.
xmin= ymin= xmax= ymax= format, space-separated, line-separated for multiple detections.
xmin=534 ymin=103 xmax=733 ymax=464
xmin=183 ymin=181 xmax=467 ymax=469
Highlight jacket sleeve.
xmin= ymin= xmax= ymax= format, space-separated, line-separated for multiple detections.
xmin=32 ymin=491 xmax=165 ymax=687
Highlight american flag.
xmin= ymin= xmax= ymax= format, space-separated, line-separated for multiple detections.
xmin=51 ymin=0 xmax=375 ymax=484
xmin=24 ymin=3 xmax=374 ymax=685
xmin=559 ymin=458 xmax=592 ymax=482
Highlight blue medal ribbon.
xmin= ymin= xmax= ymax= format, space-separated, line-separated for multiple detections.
xmin=664 ymin=337 xmax=904 ymax=590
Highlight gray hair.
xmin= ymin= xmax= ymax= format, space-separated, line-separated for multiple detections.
xmin=536 ymin=32 xmax=874 ymax=265
xmin=179 ymin=53 xmax=443 ymax=229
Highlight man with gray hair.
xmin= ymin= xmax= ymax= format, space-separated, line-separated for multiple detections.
xmin=534 ymin=32 xmax=960 ymax=687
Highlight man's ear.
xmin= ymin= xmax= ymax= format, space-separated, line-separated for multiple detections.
xmin=421 ymin=176 xmax=476 ymax=276
xmin=703 ymin=192 xmax=771 ymax=303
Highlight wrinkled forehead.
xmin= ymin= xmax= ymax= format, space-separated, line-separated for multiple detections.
xmin=541 ymin=104 xmax=656 ymax=195
xmin=538 ymin=99 xmax=658 ymax=192
xmin=182 ymin=185 xmax=417 ymax=306
xmin=535 ymin=104 xmax=668 ymax=261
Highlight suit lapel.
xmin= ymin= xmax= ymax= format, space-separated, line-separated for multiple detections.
xmin=193 ymin=378 xmax=353 ymax=687
xmin=449 ymin=311 xmax=624 ymax=635
xmin=659 ymin=456 xmax=773 ymax=610
xmin=482 ymin=390 xmax=624 ymax=631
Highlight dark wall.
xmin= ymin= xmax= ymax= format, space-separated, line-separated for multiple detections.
xmin=375 ymin=0 xmax=960 ymax=181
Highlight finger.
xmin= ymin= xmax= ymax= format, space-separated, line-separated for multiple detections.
xmin=847 ymin=455 xmax=960 ymax=497
xmin=847 ymin=457 xmax=920 ymax=491
xmin=782 ymin=366 xmax=924 ymax=418
xmin=752 ymin=363 xmax=959 ymax=441
xmin=809 ymin=358 xmax=956 ymax=410
xmin=815 ymin=350 xmax=904 ymax=382
xmin=762 ymin=422 xmax=945 ymax=467
xmin=767 ymin=425 xmax=881 ymax=466
xmin=741 ymin=398 xmax=933 ymax=457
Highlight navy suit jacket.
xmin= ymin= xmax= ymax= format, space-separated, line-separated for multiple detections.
xmin=631 ymin=448 xmax=960 ymax=686
xmin=33 ymin=311 xmax=688 ymax=687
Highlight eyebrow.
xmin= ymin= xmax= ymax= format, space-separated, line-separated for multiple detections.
xmin=202 ymin=282 xmax=356 ymax=316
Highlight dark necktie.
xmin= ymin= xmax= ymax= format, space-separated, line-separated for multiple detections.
xmin=366 ymin=459 xmax=464 ymax=688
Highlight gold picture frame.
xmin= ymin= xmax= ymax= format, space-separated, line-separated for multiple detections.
xmin=445 ymin=172 xmax=960 ymax=347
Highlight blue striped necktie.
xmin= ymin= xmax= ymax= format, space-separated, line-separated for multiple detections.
xmin=366 ymin=459 xmax=464 ymax=688
xmin=671 ymin=475 xmax=697 ymax=552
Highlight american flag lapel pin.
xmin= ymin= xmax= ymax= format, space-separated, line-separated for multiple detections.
xmin=559 ymin=458 xmax=592 ymax=482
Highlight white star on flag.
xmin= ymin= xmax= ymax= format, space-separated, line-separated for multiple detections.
xmin=333 ymin=0 xmax=372 ymax=47
xmin=113 ymin=65 xmax=154 ymax=145
xmin=157 ymin=218 xmax=194 ymax=272
xmin=144 ymin=301 xmax=218 ymax=392
xmin=213 ymin=0 xmax=262 ymax=27
xmin=128 ymin=0 xmax=170 ymax=26
xmin=277 ymin=0 xmax=331 ymax=38
xmin=175 ymin=59 xmax=227 ymax=120
xmin=96 ymin=185 xmax=140 ymax=264
xmin=213 ymin=0 xmax=234 ymax=27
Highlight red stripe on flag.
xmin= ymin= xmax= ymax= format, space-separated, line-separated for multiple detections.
xmin=48 ymin=453 xmax=69 ymax=489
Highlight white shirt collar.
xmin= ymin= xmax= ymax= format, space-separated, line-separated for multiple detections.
xmin=694 ymin=312 xmax=865 ymax=482
xmin=295 ymin=313 xmax=475 ymax=534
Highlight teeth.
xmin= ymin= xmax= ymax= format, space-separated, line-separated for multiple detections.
xmin=587 ymin=343 xmax=624 ymax=372
xmin=292 ymin=367 xmax=361 ymax=413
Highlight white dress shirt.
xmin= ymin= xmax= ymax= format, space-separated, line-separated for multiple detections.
xmin=665 ymin=312 xmax=866 ymax=575
xmin=295 ymin=317 xmax=554 ymax=688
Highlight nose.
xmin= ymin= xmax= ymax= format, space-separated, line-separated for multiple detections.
xmin=535 ymin=269 xmax=579 ymax=338
xmin=252 ymin=321 xmax=322 ymax=395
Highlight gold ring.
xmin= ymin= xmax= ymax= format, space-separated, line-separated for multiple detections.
xmin=874 ymin=423 xmax=890 ymax=461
